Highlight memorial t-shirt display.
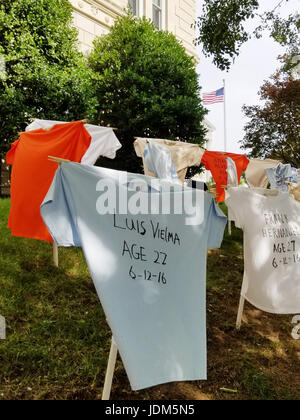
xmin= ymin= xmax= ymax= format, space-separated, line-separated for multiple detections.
xmin=6 ymin=121 xmax=91 ymax=242
xmin=201 ymin=151 xmax=249 ymax=202
xmin=41 ymin=162 xmax=227 ymax=390
xmin=226 ymin=187 xmax=300 ymax=314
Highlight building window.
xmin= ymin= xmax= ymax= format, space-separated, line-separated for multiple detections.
xmin=129 ymin=0 xmax=144 ymax=17
xmin=152 ymin=0 xmax=165 ymax=30
xmin=129 ymin=0 xmax=138 ymax=15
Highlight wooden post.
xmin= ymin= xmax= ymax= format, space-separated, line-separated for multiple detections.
xmin=228 ymin=220 xmax=232 ymax=235
xmin=102 ymin=337 xmax=118 ymax=400
xmin=236 ymin=295 xmax=245 ymax=330
xmin=53 ymin=243 xmax=59 ymax=267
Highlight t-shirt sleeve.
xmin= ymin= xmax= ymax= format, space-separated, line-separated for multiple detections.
xmin=225 ymin=188 xmax=246 ymax=229
xmin=103 ymin=130 xmax=122 ymax=159
xmin=207 ymin=198 xmax=227 ymax=250
xmin=40 ymin=167 xmax=81 ymax=247
xmin=97 ymin=129 xmax=122 ymax=160
xmin=81 ymin=126 xmax=122 ymax=165
xmin=6 ymin=140 xmax=20 ymax=165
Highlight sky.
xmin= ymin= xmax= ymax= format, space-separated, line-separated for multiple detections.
xmin=196 ymin=0 xmax=300 ymax=154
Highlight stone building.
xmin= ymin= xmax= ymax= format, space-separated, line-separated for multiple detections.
xmin=70 ymin=0 xmax=197 ymax=58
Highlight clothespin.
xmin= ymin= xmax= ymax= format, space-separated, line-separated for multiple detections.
xmin=48 ymin=156 xmax=71 ymax=164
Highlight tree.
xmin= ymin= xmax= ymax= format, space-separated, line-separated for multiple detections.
xmin=0 ymin=0 xmax=98 ymax=155
xmin=240 ymin=73 xmax=300 ymax=167
xmin=88 ymin=13 xmax=207 ymax=173
xmin=197 ymin=0 xmax=300 ymax=71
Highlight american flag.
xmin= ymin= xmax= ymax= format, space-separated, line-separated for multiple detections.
xmin=202 ymin=87 xmax=224 ymax=105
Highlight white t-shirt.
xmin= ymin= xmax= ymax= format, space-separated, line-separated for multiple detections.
xmin=25 ymin=119 xmax=122 ymax=165
xmin=226 ymin=187 xmax=300 ymax=314
xmin=288 ymin=183 xmax=300 ymax=202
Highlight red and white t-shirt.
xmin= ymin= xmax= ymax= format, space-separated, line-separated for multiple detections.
xmin=201 ymin=151 xmax=249 ymax=202
xmin=7 ymin=120 xmax=121 ymax=241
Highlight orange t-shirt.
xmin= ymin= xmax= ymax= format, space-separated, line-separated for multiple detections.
xmin=7 ymin=121 xmax=91 ymax=242
xmin=201 ymin=151 xmax=249 ymax=202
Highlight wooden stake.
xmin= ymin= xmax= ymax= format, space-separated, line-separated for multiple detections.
xmin=48 ymin=156 xmax=71 ymax=164
xmin=228 ymin=220 xmax=232 ymax=235
xmin=53 ymin=243 xmax=59 ymax=267
xmin=102 ymin=337 xmax=118 ymax=400
xmin=236 ymin=295 xmax=245 ymax=330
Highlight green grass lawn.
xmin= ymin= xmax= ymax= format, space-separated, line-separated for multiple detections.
xmin=0 ymin=198 xmax=299 ymax=400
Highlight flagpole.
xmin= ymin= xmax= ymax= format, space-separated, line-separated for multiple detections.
xmin=223 ymin=79 xmax=227 ymax=152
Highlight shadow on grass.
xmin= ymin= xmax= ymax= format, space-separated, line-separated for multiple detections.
xmin=0 ymin=198 xmax=299 ymax=400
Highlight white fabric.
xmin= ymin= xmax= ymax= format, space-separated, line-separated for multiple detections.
xmin=226 ymin=157 xmax=239 ymax=224
xmin=144 ymin=142 xmax=180 ymax=183
xmin=25 ymin=119 xmax=122 ymax=165
xmin=26 ymin=119 xmax=63 ymax=132
xmin=226 ymin=187 xmax=300 ymax=314
xmin=226 ymin=157 xmax=238 ymax=187
xmin=287 ymin=182 xmax=300 ymax=202
xmin=82 ymin=124 xmax=121 ymax=163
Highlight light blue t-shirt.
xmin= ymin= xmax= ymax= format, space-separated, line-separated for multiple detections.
xmin=265 ymin=163 xmax=299 ymax=192
xmin=41 ymin=162 xmax=227 ymax=391
xmin=144 ymin=142 xmax=179 ymax=183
